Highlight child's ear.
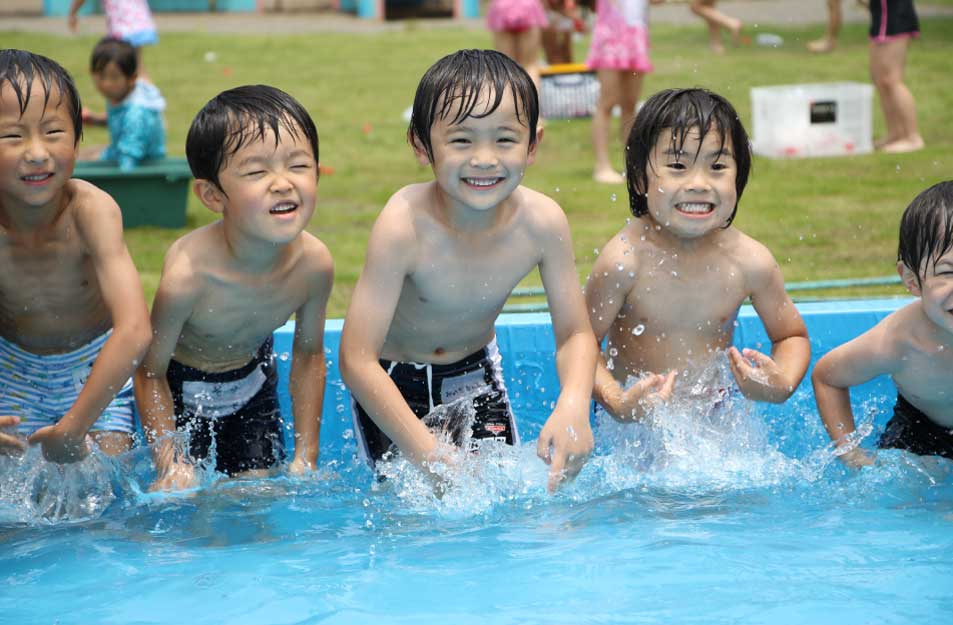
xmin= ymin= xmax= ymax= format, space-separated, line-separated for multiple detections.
xmin=527 ymin=126 xmax=543 ymax=166
xmin=193 ymin=179 xmax=226 ymax=214
xmin=897 ymin=261 xmax=922 ymax=296
xmin=408 ymin=131 xmax=432 ymax=167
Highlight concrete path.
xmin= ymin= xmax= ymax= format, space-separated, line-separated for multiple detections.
xmin=2 ymin=1 xmax=951 ymax=36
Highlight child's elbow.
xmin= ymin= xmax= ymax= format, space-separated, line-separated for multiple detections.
xmin=125 ymin=319 xmax=154 ymax=363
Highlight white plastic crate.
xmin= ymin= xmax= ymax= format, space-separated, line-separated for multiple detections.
xmin=540 ymin=64 xmax=599 ymax=119
xmin=750 ymin=82 xmax=873 ymax=158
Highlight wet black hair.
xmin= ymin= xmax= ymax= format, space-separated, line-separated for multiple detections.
xmin=898 ymin=181 xmax=953 ymax=287
xmin=408 ymin=49 xmax=539 ymax=162
xmin=90 ymin=36 xmax=137 ymax=78
xmin=0 ymin=49 xmax=82 ymax=145
xmin=185 ymin=84 xmax=319 ymax=191
xmin=624 ymin=88 xmax=751 ymax=226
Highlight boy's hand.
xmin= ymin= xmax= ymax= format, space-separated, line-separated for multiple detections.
xmin=611 ymin=371 xmax=677 ymax=421
xmin=537 ymin=404 xmax=594 ymax=493
xmin=727 ymin=347 xmax=796 ymax=403
xmin=150 ymin=461 xmax=197 ymax=492
xmin=289 ymin=456 xmax=316 ymax=476
xmin=836 ymin=446 xmax=875 ymax=468
xmin=28 ymin=423 xmax=91 ymax=463
xmin=0 ymin=416 xmax=26 ymax=456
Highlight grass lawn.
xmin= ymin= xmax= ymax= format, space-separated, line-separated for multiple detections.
xmin=5 ymin=16 xmax=952 ymax=317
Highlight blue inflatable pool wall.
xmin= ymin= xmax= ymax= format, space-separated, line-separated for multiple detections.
xmin=271 ymin=298 xmax=911 ymax=462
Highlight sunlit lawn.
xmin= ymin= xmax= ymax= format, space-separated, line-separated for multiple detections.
xmin=6 ymin=16 xmax=952 ymax=316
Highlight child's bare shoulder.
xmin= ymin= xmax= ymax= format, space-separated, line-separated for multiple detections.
xmin=157 ymin=226 xmax=220 ymax=298
xmin=67 ymin=179 xmax=124 ymax=235
xmin=594 ymin=222 xmax=641 ymax=274
xmin=375 ymin=183 xmax=427 ymax=239
xmin=517 ymin=185 xmax=566 ymax=228
xmin=296 ymin=231 xmax=334 ymax=279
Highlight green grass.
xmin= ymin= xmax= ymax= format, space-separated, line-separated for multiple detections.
xmin=5 ymin=17 xmax=952 ymax=316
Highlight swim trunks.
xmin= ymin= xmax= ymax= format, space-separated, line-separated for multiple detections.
xmin=352 ymin=338 xmax=520 ymax=466
xmin=878 ymin=393 xmax=953 ymax=460
xmin=167 ymin=337 xmax=285 ymax=475
xmin=0 ymin=330 xmax=135 ymax=436
xmin=869 ymin=0 xmax=920 ymax=42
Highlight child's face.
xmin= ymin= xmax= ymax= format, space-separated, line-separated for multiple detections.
xmin=0 ymin=80 xmax=78 ymax=210
xmin=203 ymin=122 xmax=317 ymax=245
xmin=643 ymin=126 xmax=738 ymax=240
xmin=92 ymin=61 xmax=136 ymax=105
xmin=903 ymin=248 xmax=953 ymax=336
xmin=415 ymin=87 xmax=537 ymax=214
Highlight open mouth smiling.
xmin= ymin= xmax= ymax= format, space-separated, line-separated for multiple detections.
xmin=270 ymin=201 xmax=298 ymax=215
xmin=21 ymin=172 xmax=54 ymax=185
xmin=463 ymin=177 xmax=504 ymax=189
xmin=675 ymin=201 xmax=715 ymax=216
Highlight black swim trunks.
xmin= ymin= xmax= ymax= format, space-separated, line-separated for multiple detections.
xmin=167 ymin=336 xmax=285 ymax=475
xmin=869 ymin=0 xmax=920 ymax=42
xmin=352 ymin=338 xmax=519 ymax=466
xmin=877 ymin=393 xmax=953 ymax=460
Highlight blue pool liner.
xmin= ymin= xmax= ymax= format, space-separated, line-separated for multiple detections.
xmin=266 ymin=298 xmax=912 ymax=462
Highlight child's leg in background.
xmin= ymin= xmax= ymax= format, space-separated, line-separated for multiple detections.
xmin=592 ymin=69 xmax=623 ymax=184
xmin=870 ymin=37 xmax=923 ymax=152
xmin=617 ymin=71 xmax=644 ymax=143
xmin=690 ymin=0 xmax=743 ymax=54
xmin=807 ymin=0 xmax=842 ymax=53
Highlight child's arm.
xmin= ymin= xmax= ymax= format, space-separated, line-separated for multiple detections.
xmin=728 ymin=249 xmax=810 ymax=403
xmin=812 ymin=323 xmax=897 ymax=466
xmin=536 ymin=202 xmax=599 ymax=492
xmin=133 ymin=251 xmax=200 ymax=490
xmin=28 ymin=194 xmax=152 ymax=463
xmin=585 ymin=238 xmax=675 ymax=422
xmin=339 ymin=202 xmax=441 ymax=472
xmin=287 ymin=243 xmax=334 ymax=474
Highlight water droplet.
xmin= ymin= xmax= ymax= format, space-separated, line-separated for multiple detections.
xmin=608 ymin=347 xmax=619 ymax=357
xmin=632 ymin=324 xmax=645 ymax=336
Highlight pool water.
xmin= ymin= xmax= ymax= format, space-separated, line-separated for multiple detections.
xmin=2 ymin=299 xmax=952 ymax=624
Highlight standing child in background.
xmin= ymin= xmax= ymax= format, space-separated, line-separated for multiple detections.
xmin=586 ymin=88 xmax=810 ymax=423
xmin=867 ymin=0 xmax=924 ymax=153
xmin=68 ymin=0 xmax=157 ymax=73
xmin=486 ymin=0 xmax=548 ymax=95
xmin=134 ymin=85 xmax=333 ymax=491
xmin=339 ymin=50 xmax=598 ymax=493
xmin=813 ymin=181 xmax=953 ymax=467
xmin=587 ymin=0 xmax=660 ymax=184
xmin=87 ymin=37 xmax=166 ymax=171
xmin=0 ymin=50 xmax=151 ymax=462
xmin=690 ymin=0 xmax=744 ymax=55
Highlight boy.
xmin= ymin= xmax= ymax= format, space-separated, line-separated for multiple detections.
xmin=586 ymin=88 xmax=810 ymax=422
xmin=0 ymin=49 xmax=151 ymax=462
xmin=134 ymin=85 xmax=333 ymax=490
xmin=813 ymin=181 xmax=953 ymax=466
xmin=87 ymin=36 xmax=166 ymax=171
xmin=339 ymin=49 xmax=597 ymax=493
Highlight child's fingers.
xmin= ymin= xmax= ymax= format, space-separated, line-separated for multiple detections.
xmin=741 ymin=348 xmax=773 ymax=366
xmin=536 ymin=432 xmax=553 ymax=464
xmin=547 ymin=450 xmax=567 ymax=493
xmin=0 ymin=432 xmax=26 ymax=454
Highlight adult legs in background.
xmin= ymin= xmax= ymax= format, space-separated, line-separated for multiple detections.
xmin=690 ymin=0 xmax=744 ymax=55
xmin=807 ymin=0 xmax=842 ymax=53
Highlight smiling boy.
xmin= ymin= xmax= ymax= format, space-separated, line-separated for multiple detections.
xmin=586 ymin=88 xmax=810 ymax=422
xmin=134 ymin=85 xmax=333 ymax=490
xmin=0 ymin=49 xmax=151 ymax=462
xmin=813 ymin=181 xmax=953 ymax=466
xmin=339 ymin=49 xmax=597 ymax=492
